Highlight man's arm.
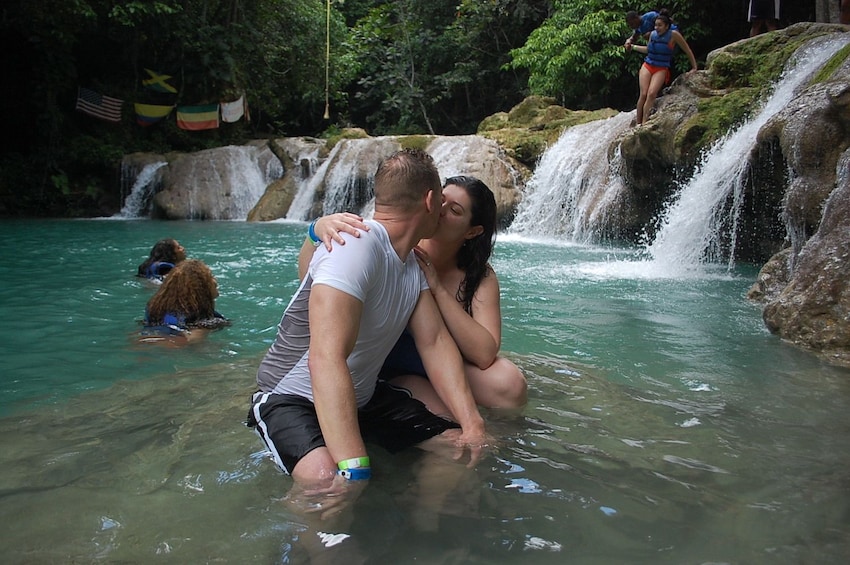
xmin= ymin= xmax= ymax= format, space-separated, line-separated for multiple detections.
xmin=408 ymin=290 xmax=486 ymax=444
xmin=307 ymin=283 xmax=368 ymax=465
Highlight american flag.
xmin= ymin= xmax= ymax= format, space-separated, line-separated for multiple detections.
xmin=76 ymin=87 xmax=123 ymax=122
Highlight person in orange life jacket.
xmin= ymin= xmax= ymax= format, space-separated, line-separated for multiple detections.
xmin=625 ymin=9 xmax=697 ymax=126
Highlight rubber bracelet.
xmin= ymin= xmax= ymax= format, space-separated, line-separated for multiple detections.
xmin=337 ymin=467 xmax=371 ymax=481
xmin=337 ymin=456 xmax=370 ymax=470
xmin=308 ymin=220 xmax=321 ymax=246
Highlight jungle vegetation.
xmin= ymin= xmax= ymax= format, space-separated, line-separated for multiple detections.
xmin=0 ymin=0 xmax=817 ymax=216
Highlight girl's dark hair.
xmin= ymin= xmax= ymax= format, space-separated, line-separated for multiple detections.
xmin=445 ymin=175 xmax=497 ymax=315
xmin=656 ymin=8 xmax=673 ymax=27
xmin=137 ymin=238 xmax=181 ymax=277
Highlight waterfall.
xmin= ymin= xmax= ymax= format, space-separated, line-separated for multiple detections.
xmin=279 ymin=146 xmax=324 ymax=221
xmin=183 ymin=145 xmax=282 ymax=220
xmin=286 ymin=137 xmax=401 ymax=221
xmin=115 ymin=161 xmax=166 ymax=218
xmin=646 ymin=35 xmax=850 ymax=273
xmin=508 ymin=111 xmax=634 ymax=242
xmin=115 ymin=145 xmax=284 ymax=220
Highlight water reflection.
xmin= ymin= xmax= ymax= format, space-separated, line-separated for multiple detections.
xmin=1 ymin=351 xmax=849 ymax=563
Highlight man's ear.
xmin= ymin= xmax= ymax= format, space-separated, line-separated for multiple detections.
xmin=424 ymin=189 xmax=436 ymax=213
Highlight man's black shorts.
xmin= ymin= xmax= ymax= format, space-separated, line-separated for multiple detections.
xmin=247 ymin=381 xmax=460 ymax=473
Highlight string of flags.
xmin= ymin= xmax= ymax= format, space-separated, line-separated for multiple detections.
xmin=75 ymin=69 xmax=248 ymax=130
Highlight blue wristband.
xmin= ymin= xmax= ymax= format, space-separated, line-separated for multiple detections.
xmin=308 ymin=220 xmax=320 ymax=246
xmin=337 ymin=467 xmax=371 ymax=481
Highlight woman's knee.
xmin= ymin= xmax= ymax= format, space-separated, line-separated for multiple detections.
xmin=470 ymin=357 xmax=527 ymax=409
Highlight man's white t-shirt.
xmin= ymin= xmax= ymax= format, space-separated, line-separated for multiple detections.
xmin=256 ymin=221 xmax=428 ymax=407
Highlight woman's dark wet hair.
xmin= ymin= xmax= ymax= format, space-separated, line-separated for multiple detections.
xmin=137 ymin=238 xmax=181 ymax=277
xmin=445 ymin=175 xmax=497 ymax=315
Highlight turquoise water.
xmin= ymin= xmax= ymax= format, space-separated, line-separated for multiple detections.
xmin=1 ymin=219 xmax=849 ymax=563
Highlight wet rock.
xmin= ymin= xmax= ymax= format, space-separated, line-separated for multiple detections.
xmin=762 ymin=172 xmax=850 ymax=365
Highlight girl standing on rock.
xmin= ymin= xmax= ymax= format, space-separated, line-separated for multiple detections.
xmin=626 ymin=9 xmax=698 ymax=126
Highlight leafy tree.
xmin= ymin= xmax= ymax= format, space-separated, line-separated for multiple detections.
xmin=339 ymin=0 xmax=548 ymax=134
xmin=0 ymin=0 xmax=342 ymax=215
xmin=507 ymin=0 xmax=735 ymax=109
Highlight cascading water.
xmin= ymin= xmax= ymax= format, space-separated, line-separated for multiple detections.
xmin=285 ymin=135 xmax=524 ymax=221
xmin=183 ymin=145 xmax=282 ymax=220
xmin=508 ymin=111 xmax=634 ymax=242
xmin=115 ymin=161 xmax=167 ymax=218
xmin=645 ymin=35 xmax=850 ymax=274
xmin=286 ymin=137 xmax=400 ymax=220
xmin=115 ymin=145 xmax=284 ymax=220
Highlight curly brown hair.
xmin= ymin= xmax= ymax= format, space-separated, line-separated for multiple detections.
xmin=146 ymin=259 xmax=219 ymax=326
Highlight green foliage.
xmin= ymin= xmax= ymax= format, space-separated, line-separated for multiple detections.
xmin=507 ymin=0 xmax=725 ymax=108
xmin=398 ymin=135 xmax=433 ymax=151
xmin=509 ymin=7 xmax=629 ymax=106
xmin=108 ymin=1 xmax=180 ymax=26
xmin=341 ymin=0 xmax=549 ymax=135
xmin=0 ymin=0 xmax=812 ymax=217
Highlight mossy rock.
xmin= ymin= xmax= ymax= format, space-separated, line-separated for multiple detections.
xmin=506 ymin=95 xmax=560 ymax=127
xmin=478 ymin=96 xmax=618 ymax=165
xmin=810 ymin=42 xmax=850 ymax=85
xmin=675 ymin=88 xmax=760 ymax=155
xmin=708 ymin=23 xmax=846 ymax=92
xmin=479 ymin=128 xmax=553 ymax=165
xmin=324 ymin=127 xmax=371 ymax=150
xmin=686 ymin=23 xmax=849 ymax=155
xmin=399 ymin=135 xmax=434 ymax=151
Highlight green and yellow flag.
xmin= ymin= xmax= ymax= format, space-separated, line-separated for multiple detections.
xmin=134 ymin=103 xmax=174 ymax=126
xmin=142 ymin=69 xmax=177 ymax=94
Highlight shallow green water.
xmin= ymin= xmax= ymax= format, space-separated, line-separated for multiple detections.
xmin=1 ymin=219 xmax=849 ymax=563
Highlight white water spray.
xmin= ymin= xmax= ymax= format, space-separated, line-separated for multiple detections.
xmin=508 ymin=111 xmax=634 ymax=242
xmin=646 ymin=35 xmax=850 ymax=273
xmin=286 ymin=137 xmax=400 ymax=220
xmin=184 ymin=145 xmax=282 ymax=220
xmin=115 ymin=161 xmax=166 ymax=218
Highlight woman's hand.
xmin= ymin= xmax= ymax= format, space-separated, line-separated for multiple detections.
xmin=314 ymin=213 xmax=369 ymax=251
xmin=413 ymin=246 xmax=441 ymax=294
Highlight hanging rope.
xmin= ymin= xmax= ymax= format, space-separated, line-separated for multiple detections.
xmin=323 ymin=0 xmax=331 ymax=120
